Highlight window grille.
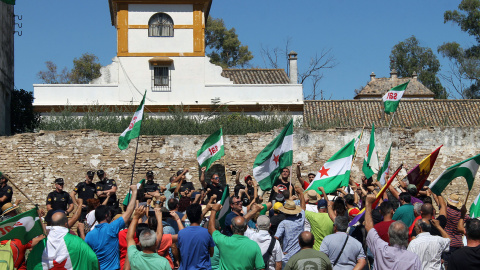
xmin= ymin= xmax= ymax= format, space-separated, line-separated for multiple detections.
xmin=152 ymin=67 xmax=171 ymax=92
xmin=148 ymin=13 xmax=174 ymax=37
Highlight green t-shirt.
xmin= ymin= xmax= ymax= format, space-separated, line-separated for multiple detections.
xmin=284 ymin=248 xmax=332 ymax=270
xmin=212 ymin=230 xmax=265 ymax=270
xmin=127 ymin=246 xmax=171 ymax=270
xmin=260 ymin=204 xmax=268 ymax=215
xmin=211 ymin=246 xmax=221 ymax=270
xmin=392 ymin=203 xmax=415 ymax=227
xmin=305 ymin=211 xmax=334 ymax=250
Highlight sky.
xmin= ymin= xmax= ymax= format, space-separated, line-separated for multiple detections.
xmin=13 ymin=0 xmax=476 ymax=100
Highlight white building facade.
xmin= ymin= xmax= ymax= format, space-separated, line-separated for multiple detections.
xmin=34 ymin=0 xmax=303 ymax=116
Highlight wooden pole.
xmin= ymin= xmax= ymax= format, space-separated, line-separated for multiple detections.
xmin=388 ymin=111 xmax=397 ymax=130
xmin=465 ymin=189 xmax=471 ymax=205
xmin=8 ymin=176 xmax=36 ymax=205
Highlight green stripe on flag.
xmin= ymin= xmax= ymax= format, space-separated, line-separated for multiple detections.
xmin=253 ymin=120 xmax=293 ymax=191
xmin=197 ymin=128 xmax=225 ymax=170
xmin=382 ymin=81 xmax=409 ymax=114
xmin=377 ymin=145 xmax=391 ymax=185
xmin=470 ymin=192 xmax=480 ymax=219
xmin=362 ymin=123 xmax=379 ymax=179
xmin=118 ymin=92 xmax=146 ymax=150
xmin=307 ymin=138 xmax=356 ymax=194
xmin=429 ymin=153 xmax=480 ymax=195
xmin=216 ymin=185 xmax=230 ymax=229
xmin=123 ymin=179 xmax=145 ymax=206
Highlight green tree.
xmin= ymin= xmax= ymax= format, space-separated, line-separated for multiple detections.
xmin=205 ymin=17 xmax=253 ymax=68
xmin=438 ymin=0 xmax=480 ymax=98
xmin=390 ymin=36 xmax=447 ymax=99
xmin=37 ymin=53 xmax=102 ymax=84
xmin=10 ymin=89 xmax=39 ymax=134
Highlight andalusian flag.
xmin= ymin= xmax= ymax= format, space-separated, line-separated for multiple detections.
xmin=362 ymin=124 xmax=379 ymax=179
xmin=408 ymin=145 xmax=442 ymax=190
xmin=27 ymin=227 xmax=99 ymax=270
xmin=118 ymin=92 xmax=146 ymax=150
xmin=429 ymin=153 xmax=480 ymax=195
xmin=0 ymin=208 xmax=43 ymax=245
xmin=470 ymin=192 xmax=480 ymax=218
xmin=377 ymin=145 xmax=391 ymax=185
xmin=197 ymin=129 xmax=225 ymax=170
xmin=382 ymin=81 xmax=409 ymax=114
xmin=122 ymin=179 xmax=145 ymax=206
xmin=253 ymin=120 xmax=293 ymax=191
xmin=306 ymin=138 xmax=356 ymax=194
xmin=216 ymin=185 xmax=231 ymax=229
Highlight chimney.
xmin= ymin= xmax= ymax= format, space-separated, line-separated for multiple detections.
xmin=370 ymin=72 xmax=376 ymax=81
xmin=412 ymin=71 xmax=418 ymax=80
xmin=390 ymin=68 xmax=398 ymax=80
xmin=288 ymin=51 xmax=298 ymax=84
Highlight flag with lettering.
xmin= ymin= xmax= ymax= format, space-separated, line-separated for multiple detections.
xmin=382 ymin=81 xmax=409 ymax=114
xmin=118 ymin=92 xmax=146 ymax=150
xmin=377 ymin=145 xmax=391 ymax=185
xmin=306 ymin=138 xmax=356 ymax=194
xmin=362 ymin=123 xmax=379 ymax=179
xmin=253 ymin=119 xmax=293 ymax=191
xmin=0 ymin=207 xmax=43 ymax=245
xmin=429 ymin=153 xmax=480 ymax=195
xmin=197 ymin=128 xmax=225 ymax=170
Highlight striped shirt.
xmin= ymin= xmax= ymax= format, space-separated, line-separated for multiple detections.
xmin=445 ymin=206 xmax=468 ymax=247
xmin=407 ymin=232 xmax=450 ymax=270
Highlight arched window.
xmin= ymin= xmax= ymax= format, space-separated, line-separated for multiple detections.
xmin=148 ymin=13 xmax=174 ymax=37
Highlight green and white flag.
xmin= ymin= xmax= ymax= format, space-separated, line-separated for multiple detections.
xmin=0 ymin=207 xmax=43 ymax=245
xmin=382 ymin=81 xmax=409 ymax=114
xmin=216 ymin=185 xmax=230 ymax=229
xmin=362 ymin=123 xmax=379 ymax=179
xmin=470 ymin=192 xmax=480 ymax=218
xmin=118 ymin=92 xmax=146 ymax=150
xmin=253 ymin=120 xmax=293 ymax=191
xmin=27 ymin=227 xmax=99 ymax=270
xmin=429 ymin=153 xmax=480 ymax=195
xmin=377 ymin=145 xmax=391 ymax=185
xmin=197 ymin=128 xmax=225 ymax=170
xmin=306 ymin=138 xmax=356 ymax=194
xmin=122 ymin=179 xmax=145 ymax=206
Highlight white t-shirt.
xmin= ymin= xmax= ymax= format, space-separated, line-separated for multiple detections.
xmin=86 ymin=210 xmax=98 ymax=231
xmin=304 ymin=203 xmax=318 ymax=231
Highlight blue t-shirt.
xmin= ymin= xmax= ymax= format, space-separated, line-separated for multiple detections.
xmin=85 ymin=217 xmax=125 ymax=270
xmin=177 ymin=226 xmax=215 ymax=270
xmin=224 ymin=212 xmax=241 ymax=236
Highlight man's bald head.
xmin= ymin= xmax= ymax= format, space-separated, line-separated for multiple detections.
xmin=421 ymin=203 xmax=433 ymax=217
xmin=231 ymin=216 xmax=247 ymax=235
xmin=388 ymin=221 xmax=408 ymax=248
xmin=51 ymin=211 xmax=68 ymax=227
xmin=298 ymin=231 xmax=315 ymax=249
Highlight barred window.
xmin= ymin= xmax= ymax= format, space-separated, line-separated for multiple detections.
xmin=152 ymin=67 xmax=171 ymax=92
xmin=148 ymin=13 xmax=173 ymax=37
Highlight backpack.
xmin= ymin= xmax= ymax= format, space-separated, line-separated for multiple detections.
xmin=0 ymin=240 xmax=14 ymax=270
xmin=262 ymin=237 xmax=276 ymax=270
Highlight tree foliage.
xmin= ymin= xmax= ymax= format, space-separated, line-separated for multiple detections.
xmin=37 ymin=53 xmax=102 ymax=84
xmin=390 ymin=36 xmax=447 ymax=99
xmin=205 ymin=17 xmax=253 ymax=68
xmin=10 ymin=89 xmax=39 ymax=134
xmin=438 ymin=0 xmax=480 ymax=98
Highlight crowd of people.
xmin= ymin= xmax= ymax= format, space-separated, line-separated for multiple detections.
xmin=0 ymin=161 xmax=479 ymax=270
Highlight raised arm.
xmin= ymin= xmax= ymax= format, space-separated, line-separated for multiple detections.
xmin=245 ymin=204 xmax=264 ymax=222
xmin=208 ymin=204 xmax=222 ymax=235
xmin=67 ymin=198 xmax=83 ymax=228
xmin=437 ymin=194 xmax=447 ymax=217
xmin=296 ymin=162 xmax=304 ymax=182
xmin=295 ymin=186 xmax=306 ymax=210
xmin=127 ymin=206 xmax=146 ymax=247
xmin=174 ymin=172 xmax=187 ymax=197
xmin=200 ymin=167 xmax=207 ymax=189
xmin=170 ymin=211 xmax=184 ymax=231
xmin=431 ymin=219 xmax=451 ymax=240
xmin=365 ymin=194 xmax=376 ymax=232
xmin=388 ymin=183 xmax=400 ymax=200
xmin=457 ymin=204 xmax=467 ymax=233
xmin=122 ymin=185 xmax=138 ymax=221
xmin=154 ymin=208 xmax=163 ymax=246
xmin=235 ymin=169 xmax=242 ymax=186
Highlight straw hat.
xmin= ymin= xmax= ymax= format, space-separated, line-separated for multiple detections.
xmin=1 ymin=203 xmax=18 ymax=216
xmin=447 ymin=194 xmax=463 ymax=209
xmin=279 ymin=200 xmax=302 ymax=215
xmin=304 ymin=190 xmax=319 ymax=204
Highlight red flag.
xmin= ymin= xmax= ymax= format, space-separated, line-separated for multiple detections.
xmin=407 ymin=145 xmax=442 ymax=190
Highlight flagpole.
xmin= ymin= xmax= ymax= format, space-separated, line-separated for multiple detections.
xmin=352 ymin=124 xmax=365 ymax=164
xmin=387 ymin=111 xmax=397 ymax=130
xmin=465 ymin=189 xmax=471 ymax=205
xmin=8 ymin=177 xmax=36 ymax=206
xmin=127 ymin=135 xmax=141 ymax=205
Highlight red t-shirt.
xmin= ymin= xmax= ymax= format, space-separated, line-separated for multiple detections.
xmin=119 ymin=229 xmax=140 ymax=270
xmin=157 ymin=234 xmax=174 ymax=269
xmin=374 ymin=220 xmax=395 ymax=243
xmin=0 ymin=239 xmax=32 ymax=270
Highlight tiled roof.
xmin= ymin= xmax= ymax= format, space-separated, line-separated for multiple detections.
xmin=221 ymin=69 xmax=290 ymax=84
xmin=304 ymin=100 xmax=480 ymax=128
xmin=355 ymin=77 xmax=434 ymax=99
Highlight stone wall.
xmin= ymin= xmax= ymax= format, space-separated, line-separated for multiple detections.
xmin=0 ymin=2 xmax=14 ymax=135
xmin=0 ymin=127 xmax=479 ymax=210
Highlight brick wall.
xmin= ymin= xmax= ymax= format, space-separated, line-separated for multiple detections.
xmin=0 ymin=127 xmax=479 ymax=210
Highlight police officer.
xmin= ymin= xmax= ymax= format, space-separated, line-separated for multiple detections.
xmin=71 ymin=170 xmax=97 ymax=221
xmin=46 ymin=178 xmax=74 ymax=214
xmin=95 ymin=170 xmax=117 ymax=207
xmin=141 ymin=171 xmax=160 ymax=202
xmin=0 ymin=173 xmax=13 ymax=210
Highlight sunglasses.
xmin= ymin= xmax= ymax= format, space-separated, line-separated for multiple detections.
xmin=232 ymin=201 xmax=243 ymax=205
xmin=213 ymin=177 xmax=220 ymax=180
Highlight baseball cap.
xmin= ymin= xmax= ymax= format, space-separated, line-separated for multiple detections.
xmin=146 ymin=171 xmax=154 ymax=177
xmin=317 ymin=199 xmax=328 ymax=209
xmin=407 ymin=184 xmax=417 ymax=194
xmin=55 ymin=178 xmax=65 ymax=185
xmin=176 ymin=170 xmax=184 ymax=176
xmin=96 ymin=170 xmax=105 ymax=177
xmin=257 ymin=215 xmax=270 ymax=230
xmin=273 ymin=202 xmax=283 ymax=212
xmin=244 ymin=175 xmax=252 ymax=181
xmin=86 ymin=171 xmax=95 ymax=177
